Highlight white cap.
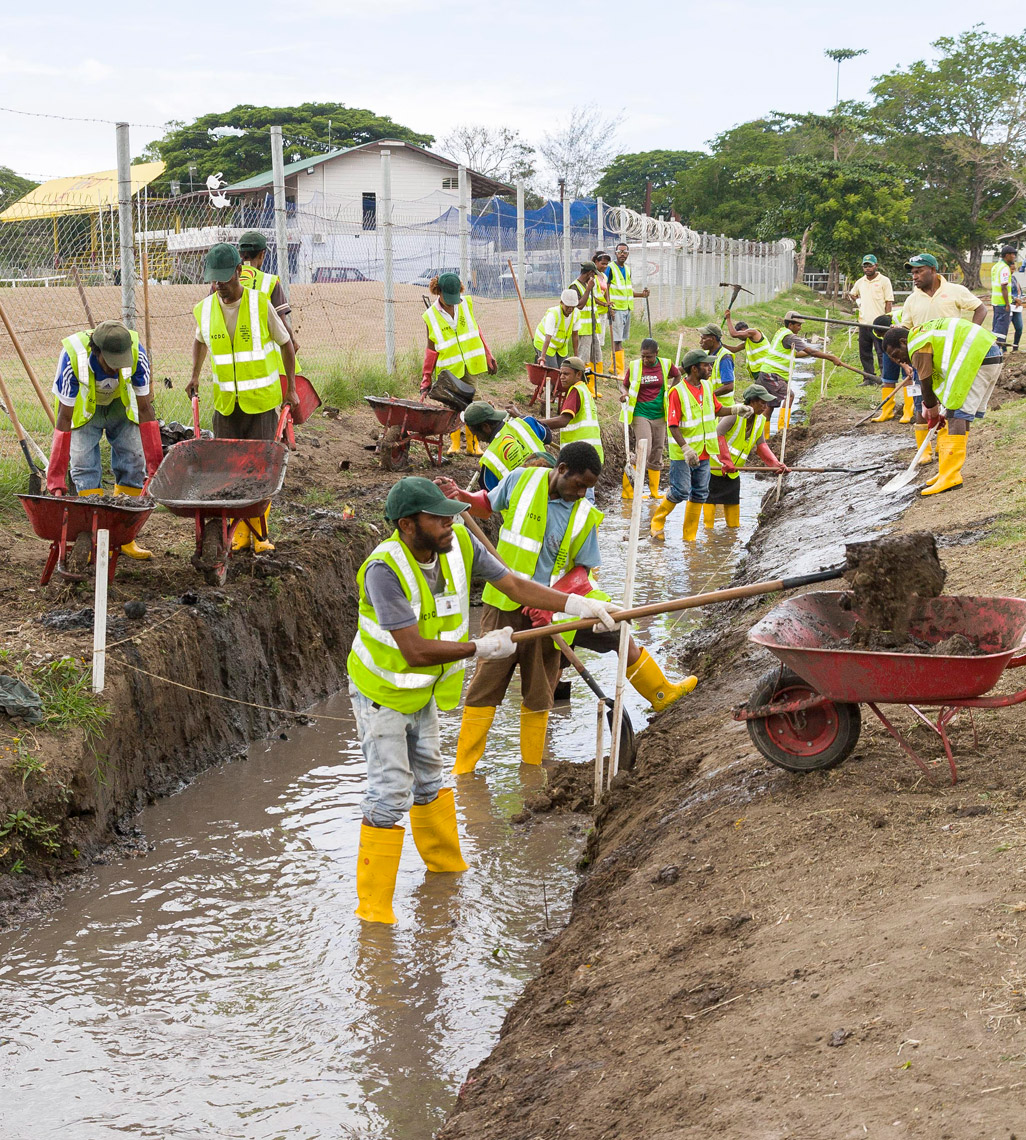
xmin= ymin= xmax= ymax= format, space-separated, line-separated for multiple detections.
xmin=560 ymin=289 xmax=578 ymax=306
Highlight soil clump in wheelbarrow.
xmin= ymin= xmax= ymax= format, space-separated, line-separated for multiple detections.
xmin=91 ymin=492 xmax=155 ymax=508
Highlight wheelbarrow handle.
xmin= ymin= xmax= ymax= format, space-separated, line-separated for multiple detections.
xmin=277 ymin=404 xmax=296 ymax=449
xmin=192 ymin=395 xmax=200 ymax=439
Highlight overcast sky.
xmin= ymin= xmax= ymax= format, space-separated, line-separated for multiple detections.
xmin=0 ymin=2 xmax=1005 ymax=186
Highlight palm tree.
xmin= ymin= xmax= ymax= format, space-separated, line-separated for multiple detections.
xmin=824 ymin=48 xmax=867 ymax=107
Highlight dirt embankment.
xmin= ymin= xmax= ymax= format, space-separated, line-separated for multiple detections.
xmin=441 ymin=397 xmax=1026 ymax=1140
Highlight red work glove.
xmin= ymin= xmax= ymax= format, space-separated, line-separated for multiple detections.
xmin=923 ymin=402 xmax=945 ymax=430
xmin=433 ymin=479 xmax=492 ymax=518
xmin=481 ymin=333 xmax=497 ymax=375
xmin=139 ymin=419 xmax=164 ymax=478
xmin=421 ymin=348 xmax=439 ymax=400
xmin=525 ymin=565 xmax=592 ymax=627
xmin=716 ymin=435 xmax=737 ymax=475
xmin=47 ymin=428 xmax=72 ymax=496
xmin=755 ymin=439 xmax=787 ymax=472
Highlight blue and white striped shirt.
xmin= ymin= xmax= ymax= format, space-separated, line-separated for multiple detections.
xmin=53 ymin=345 xmax=151 ymax=408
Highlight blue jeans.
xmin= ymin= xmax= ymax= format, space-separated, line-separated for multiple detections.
xmin=992 ymin=305 xmax=1011 ymax=339
xmin=1012 ymin=310 xmax=1023 ymax=348
xmin=70 ymin=400 xmax=145 ymax=492
xmin=666 ymin=457 xmax=710 ymax=504
xmin=350 ymin=685 xmax=446 ymax=828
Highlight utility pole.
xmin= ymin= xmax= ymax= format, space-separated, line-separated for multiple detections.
xmin=270 ymin=125 xmax=291 ymax=300
xmin=115 ymin=122 xmax=136 ymax=328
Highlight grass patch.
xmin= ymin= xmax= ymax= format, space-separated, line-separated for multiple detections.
xmin=32 ymin=656 xmax=110 ymax=735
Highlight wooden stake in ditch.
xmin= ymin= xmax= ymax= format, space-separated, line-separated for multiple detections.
xmin=507 ymin=257 xmax=531 ymax=336
xmin=608 ymin=437 xmax=648 ymax=788
xmin=819 ymin=307 xmax=830 ymax=397
xmin=674 ymin=332 xmax=684 ymax=369
xmin=92 ymin=530 xmax=110 ymax=694
xmin=141 ymin=246 xmax=154 ymax=374
xmin=0 ymin=295 xmax=56 ymax=428
xmin=593 ymin=695 xmax=605 ymax=805
xmin=774 ymin=347 xmax=795 ymax=504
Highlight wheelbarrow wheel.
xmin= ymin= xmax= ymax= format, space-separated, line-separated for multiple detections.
xmin=746 ymin=666 xmax=861 ymax=773
xmin=193 ymin=519 xmax=228 ymax=587
xmin=380 ymin=425 xmax=410 ymax=472
xmin=58 ymin=531 xmax=93 ymax=582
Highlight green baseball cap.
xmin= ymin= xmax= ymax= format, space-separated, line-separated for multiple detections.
xmin=385 ymin=476 xmax=468 ymax=522
xmin=204 ymin=242 xmax=241 ymax=283
xmin=239 ymin=230 xmax=268 ymax=253
xmin=90 ymin=320 xmax=134 ymax=369
xmin=742 ymin=383 xmax=781 ymax=408
xmin=580 ymin=260 xmax=597 ymax=273
xmin=462 ymin=400 xmax=506 ymax=429
xmin=698 ymin=323 xmax=723 ymax=339
xmin=862 ymin=253 xmax=878 ymax=265
xmin=436 ymin=272 xmax=463 ymax=304
xmin=905 ymin=253 xmax=939 ymax=270
xmin=680 ymin=349 xmax=715 ymax=370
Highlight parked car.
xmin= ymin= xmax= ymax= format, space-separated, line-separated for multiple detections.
xmin=313 ymin=266 xmax=370 ymax=283
xmin=413 ymin=266 xmax=459 ymax=288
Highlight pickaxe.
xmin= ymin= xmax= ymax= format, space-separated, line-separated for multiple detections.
xmin=720 ymin=281 xmax=755 ymax=311
xmin=790 ymin=312 xmax=880 ymax=330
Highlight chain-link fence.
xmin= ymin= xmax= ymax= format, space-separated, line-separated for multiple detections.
xmin=0 ymin=171 xmax=795 ymax=508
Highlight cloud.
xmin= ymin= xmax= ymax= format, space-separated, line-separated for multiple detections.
xmin=0 ymin=51 xmax=111 ymax=81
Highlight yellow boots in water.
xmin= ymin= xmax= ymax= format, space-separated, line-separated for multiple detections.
xmin=410 ymin=787 xmax=468 ymax=872
xmin=914 ymin=426 xmax=934 ymax=465
xmin=627 ymin=648 xmax=698 ymax=712
xmin=623 ymin=469 xmax=661 ymax=501
xmin=519 ymin=706 xmax=549 ymax=765
xmin=921 ymin=431 xmax=967 ymax=496
xmin=621 ymin=471 xmax=633 ymax=500
xmin=900 ymin=389 xmax=915 ymax=424
xmin=650 ymin=499 xmax=701 ymax=542
xmin=447 ymin=430 xmax=482 ymax=456
xmin=111 ymin=485 xmax=152 ymax=559
xmin=453 ymin=705 xmax=496 ymax=774
xmin=703 ymin=503 xmax=740 ymax=529
xmin=872 ymin=386 xmax=896 ymax=422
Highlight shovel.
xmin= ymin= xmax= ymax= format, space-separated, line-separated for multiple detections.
xmin=622 ymin=415 xmax=634 ymax=489
xmin=0 ymin=369 xmax=45 ymax=494
xmin=645 ymin=294 xmax=653 ymax=337
xmin=880 ymin=426 xmax=938 ymax=494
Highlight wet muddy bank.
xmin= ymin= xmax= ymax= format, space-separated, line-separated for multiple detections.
xmin=0 ymin=521 xmax=380 ymax=927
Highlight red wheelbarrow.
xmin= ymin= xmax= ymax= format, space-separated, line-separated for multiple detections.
xmin=18 ymin=494 xmax=155 ymax=585
xmin=148 ymin=399 xmax=291 ymax=586
xmin=525 ymin=362 xmax=565 ymax=409
xmin=365 ymin=396 xmax=462 ymax=471
xmin=734 ymin=592 xmax=1026 ymax=784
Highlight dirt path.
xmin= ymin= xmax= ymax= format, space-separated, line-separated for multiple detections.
xmin=439 ymin=396 xmax=1026 ymax=1140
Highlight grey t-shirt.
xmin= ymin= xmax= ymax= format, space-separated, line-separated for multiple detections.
xmin=364 ymin=532 xmax=506 ymax=631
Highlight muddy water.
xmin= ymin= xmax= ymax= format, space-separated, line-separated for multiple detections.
xmin=0 ymin=383 xmax=919 ymax=1140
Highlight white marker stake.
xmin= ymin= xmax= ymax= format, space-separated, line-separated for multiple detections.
xmin=820 ymin=308 xmax=830 ymax=397
xmin=593 ymin=699 xmax=605 ymax=805
xmin=674 ymin=332 xmax=684 ymax=369
xmin=92 ymin=529 xmax=109 ymax=694
xmin=545 ymin=376 xmax=551 ymax=419
xmin=774 ymin=348 xmax=795 ymax=504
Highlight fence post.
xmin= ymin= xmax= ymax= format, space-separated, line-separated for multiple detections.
xmin=562 ymin=196 xmax=571 ymax=286
xmin=640 ymin=213 xmax=648 ymax=316
xmin=596 ymin=195 xmax=605 ymax=251
xmin=116 ymin=122 xmax=136 ymax=328
xmin=516 ymin=179 xmax=526 ymax=339
xmin=458 ymin=164 xmax=469 ymax=283
xmin=270 ymin=126 xmax=291 ymax=301
xmin=381 ymin=148 xmax=395 ymax=376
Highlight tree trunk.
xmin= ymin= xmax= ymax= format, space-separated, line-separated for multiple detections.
xmin=795 ymin=225 xmax=813 ymax=283
xmin=828 ymin=256 xmax=840 ymax=300
xmin=960 ymin=245 xmax=983 ymax=291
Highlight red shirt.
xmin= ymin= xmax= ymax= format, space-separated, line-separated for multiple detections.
xmin=561 ymin=387 xmax=582 ymax=416
xmin=620 ymin=361 xmax=680 ymax=404
xmin=666 ymin=381 xmax=722 ymax=459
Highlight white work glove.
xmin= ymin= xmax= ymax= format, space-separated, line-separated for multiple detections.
xmin=730 ymin=403 xmax=755 ymax=418
xmin=682 ymin=444 xmax=700 ymax=468
xmin=473 ymin=627 xmax=517 ymax=660
xmin=562 ymin=593 xmax=619 ymax=632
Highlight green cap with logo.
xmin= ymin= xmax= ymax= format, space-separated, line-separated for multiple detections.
xmin=203 ymin=242 xmax=242 ymax=283
xmin=862 ymin=253 xmax=878 ymax=265
xmin=462 ymin=401 xmax=506 ymax=429
xmin=742 ymin=383 xmax=781 ymax=408
xmin=239 ymin=230 xmax=268 ymax=253
xmin=384 ymin=476 xmax=468 ymax=522
xmin=436 ymin=272 xmax=463 ymax=305
xmin=680 ymin=348 xmax=715 ymax=370
xmin=904 ymin=253 xmax=939 ymax=270
xmin=90 ymin=320 xmax=134 ymax=370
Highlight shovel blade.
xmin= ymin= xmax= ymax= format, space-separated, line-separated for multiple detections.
xmin=605 ymin=701 xmax=637 ymax=770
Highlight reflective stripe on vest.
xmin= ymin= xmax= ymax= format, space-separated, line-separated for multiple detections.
xmin=559 ymin=381 xmax=603 ymax=459
xmin=608 ymin=262 xmax=633 ymax=311
xmin=347 ymin=528 xmax=473 ymax=713
xmin=907 ymin=318 xmax=998 ymax=411
xmin=710 ymin=346 xmax=731 ymax=387
xmin=194 ymin=289 xmax=280 ymax=415
xmin=60 ymin=329 xmax=141 ymax=428
xmin=708 ymin=413 xmax=767 ymax=477
xmin=533 ymin=304 xmax=577 ymax=355
xmin=422 ymin=297 xmax=487 ymax=380
xmin=480 ymin=418 xmax=544 ymax=481
xmin=482 ymin=468 xmax=603 ymax=611
xmin=570 ymin=278 xmax=602 ymax=335
xmin=621 ymin=357 xmax=670 ymax=424
xmin=761 ymin=328 xmax=795 ymax=378
xmin=666 ymin=378 xmax=717 ymax=460
xmin=991 ymin=261 xmax=1011 ymax=306
xmin=743 ymin=330 xmax=770 ymax=377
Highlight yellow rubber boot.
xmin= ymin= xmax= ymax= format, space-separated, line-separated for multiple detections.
xmin=872 ymin=386 xmax=896 ymax=422
xmin=650 ymin=497 xmax=676 ymax=541
xmin=914 ymin=426 xmax=934 ymax=466
xmin=702 ymin=504 xmax=716 ymax=528
xmin=447 ymin=430 xmax=462 ymax=455
xmin=231 ymin=520 xmax=252 ymax=552
xmin=899 ymin=389 xmax=915 ymax=423
xmin=114 ymin=484 xmax=152 ymax=559
xmin=647 ymin=468 xmax=660 ymax=499
xmin=724 ymin=503 xmax=741 ymax=528
xmin=920 ymin=432 xmax=966 ymax=496
xmin=777 ymin=405 xmax=791 ymax=433
xmin=453 ymin=705 xmax=496 ymax=774
xmin=681 ymin=501 xmax=702 ymax=542
xmin=467 ymin=430 xmax=483 ymax=457
xmin=409 ymin=787 xmax=468 ymax=872
xmin=626 ymin=648 xmax=698 ymax=712
xmin=252 ymin=505 xmax=274 ymax=553
xmin=621 ymin=471 xmax=633 ymax=500
xmin=354 ymin=823 xmax=404 ymax=924
xmin=614 ymin=350 xmax=625 ymax=377
xmin=925 ymin=424 xmax=947 ymax=485
xmin=519 ymin=705 xmax=549 ymax=765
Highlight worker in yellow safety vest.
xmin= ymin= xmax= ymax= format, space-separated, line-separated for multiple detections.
xmin=188 ymin=244 xmax=298 ymax=554
xmin=882 ymin=318 xmax=1003 ymax=496
xmin=348 ymin=475 xmax=619 ymax=924
xmin=704 ymin=384 xmax=788 ymax=529
xmin=460 ymin=399 xmax=552 ymax=490
xmin=991 ymin=244 xmax=1018 ymax=352
xmin=422 ymin=272 xmax=497 ymax=457
xmin=533 ymin=357 xmax=603 ymax=501
xmin=724 ymin=310 xmax=771 ymax=382
xmin=699 ymin=323 xmax=736 ymax=398
xmin=759 ymin=312 xmax=844 ymax=433
xmin=238 ymin=230 xmax=299 ymax=374
xmin=568 ymin=257 xmax=609 ymax=396
xmin=619 ymin=337 xmax=679 ymax=501
xmin=607 ymin=242 xmax=649 ymax=379
xmin=534 ymin=290 xmax=581 ymax=368
xmin=46 ymin=320 xmax=165 ymax=560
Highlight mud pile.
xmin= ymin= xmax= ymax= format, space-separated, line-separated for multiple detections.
xmin=844 ymin=531 xmax=945 ymax=638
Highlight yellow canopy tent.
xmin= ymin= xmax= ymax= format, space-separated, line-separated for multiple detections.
xmin=0 ymin=162 xmax=165 ymax=222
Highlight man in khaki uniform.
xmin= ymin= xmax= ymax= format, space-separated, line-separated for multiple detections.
xmin=900 ymin=253 xmax=987 ymax=329
xmin=848 ymin=254 xmax=894 ymax=380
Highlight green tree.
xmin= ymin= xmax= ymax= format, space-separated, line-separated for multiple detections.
xmin=140 ymin=103 xmax=433 ymax=189
xmin=593 ymin=150 xmax=704 ymax=214
xmin=871 ymin=26 xmax=1026 ymax=287
xmin=0 ymin=166 xmax=37 ymax=210
xmin=824 ymin=48 xmax=867 ymax=106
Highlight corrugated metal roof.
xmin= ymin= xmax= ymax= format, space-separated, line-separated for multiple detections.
xmin=0 ymin=161 xmax=166 ymax=222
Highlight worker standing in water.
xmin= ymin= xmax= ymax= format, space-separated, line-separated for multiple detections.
xmin=619 ymin=337 xmax=678 ymax=501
